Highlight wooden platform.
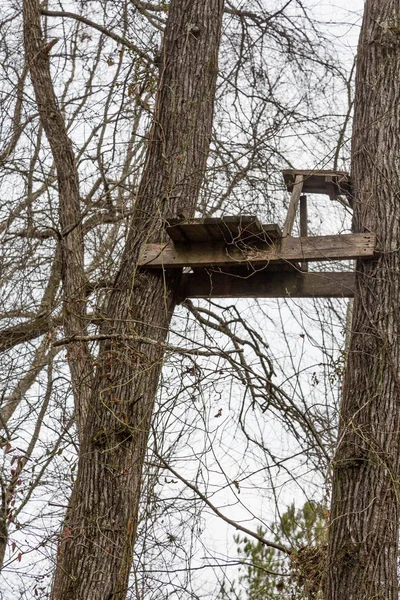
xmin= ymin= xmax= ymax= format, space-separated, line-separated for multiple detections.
xmin=138 ymin=202 xmax=374 ymax=299
xmin=282 ymin=169 xmax=353 ymax=203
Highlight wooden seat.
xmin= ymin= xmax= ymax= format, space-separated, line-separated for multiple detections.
xmin=282 ymin=169 xmax=353 ymax=203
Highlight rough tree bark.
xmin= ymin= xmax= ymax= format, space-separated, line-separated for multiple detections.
xmin=23 ymin=0 xmax=93 ymax=433
xmin=46 ymin=1 xmax=225 ymax=599
xmin=326 ymin=2 xmax=400 ymax=598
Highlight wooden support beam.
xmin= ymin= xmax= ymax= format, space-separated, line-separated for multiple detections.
xmin=282 ymin=174 xmax=304 ymax=236
xmin=180 ymin=271 xmax=356 ymax=299
xmin=300 ymin=195 xmax=308 ymax=272
xmin=139 ymin=233 xmax=376 ymax=268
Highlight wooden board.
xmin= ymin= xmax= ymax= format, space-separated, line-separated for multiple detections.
xmin=138 ymin=234 xmax=376 ymax=268
xmin=282 ymin=169 xmax=353 ymax=202
xmin=299 ymin=195 xmax=308 ymax=271
xmin=179 ymin=270 xmax=356 ymax=299
xmin=282 ymin=174 xmax=304 ymax=236
xmin=167 ymin=216 xmax=281 ymax=244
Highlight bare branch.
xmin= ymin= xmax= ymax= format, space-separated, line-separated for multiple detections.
xmin=41 ymin=9 xmax=152 ymax=64
xmin=154 ymin=452 xmax=291 ymax=556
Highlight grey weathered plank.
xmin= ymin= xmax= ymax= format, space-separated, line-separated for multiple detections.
xmin=167 ymin=216 xmax=281 ymax=244
xmin=282 ymin=174 xmax=304 ymax=236
xmin=282 ymin=169 xmax=353 ymax=202
xmin=300 ymin=195 xmax=308 ymax=272
xmin=263 ymin=223 xmax=282 ymax=239
xmin=179 ymin=270 xmax=356 ymax=299
xmin=138 ymin=233 xmax=376 ymax=268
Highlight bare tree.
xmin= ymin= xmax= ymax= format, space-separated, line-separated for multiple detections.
xmin=326 ymin=1 xmax=400 ymax=598
xmin=23 ymin=0 xmax=226 ymax=597
xmin=0 ymin=0 xmax=359 ymax=597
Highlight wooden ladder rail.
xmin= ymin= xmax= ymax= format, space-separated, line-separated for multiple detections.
xmin=300 ymin=194 xmax=308 ymax=272
xmin=282 ymin=173 xmax=304 ymax=237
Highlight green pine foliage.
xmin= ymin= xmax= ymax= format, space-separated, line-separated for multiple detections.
xmin=219 ymin=501 xmax=327 ymax=600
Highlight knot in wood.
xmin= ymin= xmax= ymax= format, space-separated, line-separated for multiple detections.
xmin=187 ymin=23 xmax=201 ymax=38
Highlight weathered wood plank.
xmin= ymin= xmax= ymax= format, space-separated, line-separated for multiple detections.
xmin=263 ymin=223 xmax=282 ymax=240
xmin=139 ymin=233 xmax=376 ymax=268
xmin=167 ymin=215 xmax=281 ymax=244
xmin=282 ymin=174 xmax=304 ymax=236
xmin=300 ymin=195 xmax=308 ymax=272
xmin=179 ymin=270 xmax=355 ymax=299
xmin=282 ymin=169 xmax=353 ymax=202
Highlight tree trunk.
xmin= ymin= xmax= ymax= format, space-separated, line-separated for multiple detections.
xmin=326 ymin=2 xmax=400 ymax=598
xmin=23 ymin=0 xmax=93 ymax=433
xmin=50 ymin=1 xmax=224 ymax=599
xmin=0 ymin=484 xmax=7 ymax=571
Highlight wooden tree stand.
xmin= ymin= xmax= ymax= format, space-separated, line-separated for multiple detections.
xmin=138 ymin=170 xmax=375 ymax=299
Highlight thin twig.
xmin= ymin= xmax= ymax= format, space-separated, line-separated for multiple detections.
xmin=153 ymin=452 xmax=291 ymax=556
xmin=41 ymin=9 xmax=152 ymax=65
